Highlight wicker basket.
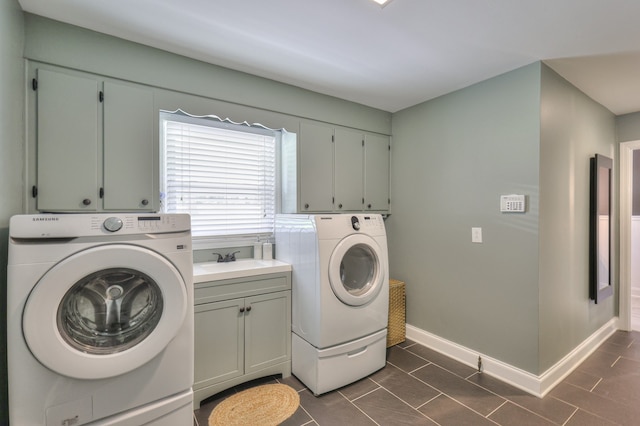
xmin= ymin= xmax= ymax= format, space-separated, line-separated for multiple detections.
xmin=387 ymin=279 xmax=406 ymax=347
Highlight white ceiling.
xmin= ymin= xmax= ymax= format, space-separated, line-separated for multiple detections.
xmin=18 ymin=0 xmax=640 ymax=115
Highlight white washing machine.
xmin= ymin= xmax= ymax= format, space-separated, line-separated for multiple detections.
xmin=275 ymin=214 xmax=389 ymax=395
xmin=7 ymin=213 xmax=194 ymax=426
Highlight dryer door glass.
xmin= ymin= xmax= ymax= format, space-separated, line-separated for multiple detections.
xmin=329 ymin=234 xmax=386 ymax=306
xmin=340 ymin=244 xmax=376 ymax=296
xmin=57 ymin=268 xmax=163 ymax=355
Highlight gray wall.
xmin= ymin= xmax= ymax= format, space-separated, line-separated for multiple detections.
xmin=0 ymin=0 xmax=25 ymax=423
xmin=538 ymin=64 xmax=616 ymax=372
xmin=24 ymin=14 xmax=391 ymax=135
xmin=617 ymin=110 xmax=640 ymax=224
xmin=388 ymin=63 xmax=542 ymax=373
xmin=617 ymin=111 xmax=640 ymax=143
xmin=388 ymin=62 xmax=617 ymax=375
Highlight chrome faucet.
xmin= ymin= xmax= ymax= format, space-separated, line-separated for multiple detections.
xmin=212 ymin=251 xmax=240 ymax=262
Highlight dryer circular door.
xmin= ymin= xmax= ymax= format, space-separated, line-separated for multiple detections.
xmin=328 ymin=234 xmax=386 ymax=306
xmin=22 ymin=244 xmax=187 ymax=380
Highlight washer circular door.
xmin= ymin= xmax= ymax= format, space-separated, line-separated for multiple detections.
xmin=23 ymin=244 xmax=187 ymax=380
xmin=328 ymin=234 xmax=385 ymax=306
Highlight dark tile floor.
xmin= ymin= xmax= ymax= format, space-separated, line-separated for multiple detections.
xmin=194 ymin=330 xmax=640 ymax=425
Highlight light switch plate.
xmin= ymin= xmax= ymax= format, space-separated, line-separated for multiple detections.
xmin=472 ymin=227 xmax=482 ymax=243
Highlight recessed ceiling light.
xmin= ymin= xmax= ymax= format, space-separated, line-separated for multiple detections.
xmin=371 ymin=0 xmax=393 ymax=6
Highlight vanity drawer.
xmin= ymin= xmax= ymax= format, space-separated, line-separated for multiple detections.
xmin=195 ymin=273 xmax=291 ymax=305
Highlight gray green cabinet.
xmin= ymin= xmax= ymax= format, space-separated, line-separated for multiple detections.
xmin=283 ymin=121 xmax=390 ymax=213
xmin=334 ymin=127 xmax=364 ymax=211
xmin=193 ymin=272 xmax=292 ymax=408
xmin=364 ymin=133 xmax=391 ymax=211
xmin=32 ymin=67 xmax=156 ymax=212
xmin=298 ymin=121 xmax=334 ymax=212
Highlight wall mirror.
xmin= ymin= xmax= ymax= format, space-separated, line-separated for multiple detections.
xmin=589 ymin=154 xmax=613 ymax=304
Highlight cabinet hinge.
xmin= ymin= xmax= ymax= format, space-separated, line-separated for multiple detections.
xmin=99 ymin=91 xmax=104 ymax=102
xmin=362 ymin=198 xmax=365 ymax=204
xmin=32 ymin=78 xmax=37 ymax=91
xmin=31 ymin=185 xmax=37 ymax=198
xmin=388 ymin=145 xmax=391 ymax=151
xmin=332 ymin=197 xmax=335 ymax=204
xmin=99 ymin=187 xmax=104 ymax=198
xmin=388 ymin=198 xmax=391 ymax=204
xmin=331 ymin=135 xmax=335 ymax=143
xmin=362 ymin=139 xmax=365 ymax=147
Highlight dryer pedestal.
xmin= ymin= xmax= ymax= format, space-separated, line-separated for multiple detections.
xmin=292 ymin=329 xmax=387 ymax=395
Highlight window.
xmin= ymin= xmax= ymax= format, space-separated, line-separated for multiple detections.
xmin=161 ymin=112 xmax=277 ymax=245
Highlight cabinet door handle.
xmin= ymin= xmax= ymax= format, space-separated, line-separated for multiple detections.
xmin=239 ymin=307 xmax=245 ymax=313
xmin=304 ymin=203 xmax=309 ymax=209
xmin=367 ymin=204 xmax=372 ymax=209
xmin=338 ymin=203 xmax=343 ymax=209
xmin=246 ymin=305 xmax=252 ymax=312
xmin=82 ymin=198 xmax=92 ymax=206
xmin=141 ymin=199 xmax=149 ymax=206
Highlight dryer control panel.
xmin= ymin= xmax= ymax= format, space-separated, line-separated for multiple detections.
xmin=313 ymin=214 xmax=386 ymax=238
xmin=352 ymin=215 xmax=385 ymax=233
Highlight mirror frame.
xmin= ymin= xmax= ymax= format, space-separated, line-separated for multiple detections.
xmin=589 ymin=154 xmax=613 ymax=304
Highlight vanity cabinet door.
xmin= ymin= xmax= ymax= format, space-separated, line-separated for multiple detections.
xmin=36 ymin=69 xmax=100 ymax=211
xmin=244 ymin=291 xmax=291 ymax=374
xmin=194 ymin=299 xmax=244 ymax=390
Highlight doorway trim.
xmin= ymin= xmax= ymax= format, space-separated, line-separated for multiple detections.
xmin=619 ymin=140 xmax=640 ymax=331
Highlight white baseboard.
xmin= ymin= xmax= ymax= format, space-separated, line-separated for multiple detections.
xmin=405 ymin=317 xmax=618 ymax=398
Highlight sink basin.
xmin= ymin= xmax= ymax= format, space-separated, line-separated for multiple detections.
xmin=193 ymin=259 xmax=291 ymax=283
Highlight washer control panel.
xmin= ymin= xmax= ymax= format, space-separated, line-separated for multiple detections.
xmin=9 ymin=214 xmax=190 ymax=239
xmin=103 ymin=217 xmax=123 ymax=232
xmin=96 ymin=215 xmax=183 ymax=233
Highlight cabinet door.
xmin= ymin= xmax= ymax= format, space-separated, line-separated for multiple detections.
xmin=244 ymin=291 xmax=291 ymax=374
xmin=334 ymin=128 xmax=364 ymax=211
xmin=299 ymin=122 xmax=334 ymax=212
xmin=103 ymin=81 xmax=155 ymax=211
xmin=364 ymin=134 xmax=390 ymax=212
xmin=194 ymin=299 xmax=244 ymax=390
xmin=36 ymin=69 xmax=99 ymax=211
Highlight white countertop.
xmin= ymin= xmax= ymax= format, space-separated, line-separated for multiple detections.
xmin=193 ymin=259 xmax=292 ymax=283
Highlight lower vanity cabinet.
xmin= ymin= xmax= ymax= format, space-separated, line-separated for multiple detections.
xmin=193 ymin=272 xmax=292 ymax=408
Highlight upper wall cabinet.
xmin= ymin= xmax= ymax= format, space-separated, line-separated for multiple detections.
xmin=364 ymin=133 xmax=391 ymax=212
xmin=282 ymin=121 xmax=390 ymax=214
xmin=298 ymin=122 xmax=334 ymax=212
xmin=31 ymin=67 xmax=156 ymax=212
xmin=334 ymin=127 xmax=364 ymax=211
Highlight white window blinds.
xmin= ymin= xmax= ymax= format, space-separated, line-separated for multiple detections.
xmin=162 ymin=117 xmax=276 ymax=239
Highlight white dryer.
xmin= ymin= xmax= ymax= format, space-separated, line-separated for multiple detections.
xmin=275 ymin=214 xmax=389 ymax=395
xmin=7 ymin=214 xmax=194 ymax=426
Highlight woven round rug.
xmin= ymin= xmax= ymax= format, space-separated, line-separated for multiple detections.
xmin=208 ymin=383 xmax=299 ymax=426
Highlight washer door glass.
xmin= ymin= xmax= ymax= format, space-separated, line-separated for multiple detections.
xmin=23 ymin=244 xmax=187 ymax=380
xmin=328 ymin=234 xmax=385 ymax=306
xmin=58 ymin=268 xmax=163 ymax=355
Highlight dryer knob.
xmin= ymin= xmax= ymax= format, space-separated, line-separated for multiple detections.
xmin=103 ymin=217 xmax=123 ymax=233
xmin=351 ymin=216 xmax=360 ymax=231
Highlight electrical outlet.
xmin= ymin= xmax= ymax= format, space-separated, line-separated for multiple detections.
xmin=472 ymin=227 xmax=482 ymax=243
